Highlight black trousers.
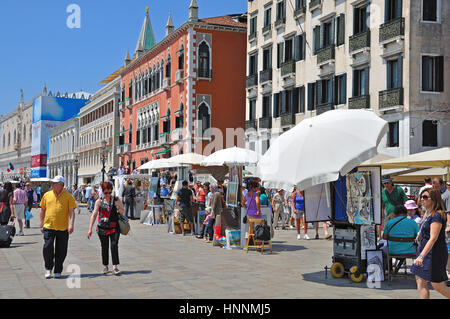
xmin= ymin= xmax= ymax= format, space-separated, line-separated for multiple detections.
xmin=43 ymin=229 xmax=69 ymax=274
xmin=98 ymin=229 xmax=120 ymax=266
xmin=125 ymin=201 xmax=134 ymax=219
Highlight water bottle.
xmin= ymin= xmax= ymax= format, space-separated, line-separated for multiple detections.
xmin=446 ymin=233 xmax=450 ymax=253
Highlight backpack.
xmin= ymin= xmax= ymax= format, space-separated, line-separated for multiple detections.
xmin=0 ymin=225 xmax=16 ymax=248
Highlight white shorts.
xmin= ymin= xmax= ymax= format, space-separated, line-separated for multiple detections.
xmin=14 ymin=204 xmax=25 ymax=220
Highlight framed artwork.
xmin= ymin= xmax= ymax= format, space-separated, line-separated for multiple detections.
xmin=149 ymin=177 xmax=159 ymax=198
xmin=226 ymin=182 xmax=239 ymax=207
xmin=357 ymin=166 xmax=382 ymax=225
xmin=305 ymin=183 xmax=332 ymax=223
xmin=366 ymin=249 xmax=385 ymax=282
xmin=360 ymin=225 xmax=377 ymax=260
xmin=346 ymin=172 xmax=374 ymax=225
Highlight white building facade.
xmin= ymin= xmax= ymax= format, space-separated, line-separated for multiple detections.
xmin=246 ymin=0 xmax=450 ymax=158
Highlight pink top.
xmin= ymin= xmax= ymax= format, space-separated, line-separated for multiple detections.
xmin=13 ymin=189 xmax=28 ymax=204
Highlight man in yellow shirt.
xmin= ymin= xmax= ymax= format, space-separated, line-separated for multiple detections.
xmin=40 ymin=176 xmax=77 ymax=279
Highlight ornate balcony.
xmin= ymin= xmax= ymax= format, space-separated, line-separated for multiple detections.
xmin=309 ymin=0 xmax=322 ymax=12
xmin=349 ymin=30 xmax=371 ymax=54
xmin=316 ymin=102 xmax=335 ymax=115
xmin=162 ymin=78 xmax=171 ymax=91
xmin=260 ymin=69 xmax=272 ymax=84
xmin=379 ymin=17 xmax=405 ymax=44
xmin=379 ymin=87 xmax=404 ymax=110
xmin=317 ymin=45 xmax=335 ymax=66
xmin=280 ymin=113 xmax=295 ymax=127
xmin=126 ymin=97 xmax=132 ymax=109
xmin=175 ymin=69 xmax=184 ymax=84
xmin=259 ymin=117 xmax=272 ymax=130
xmin=172 ymin=128 xmax=183 ymax=142
xmin=294 ymin=6 xmax=306 ymax=19
xmin=274 ymin=18 xmax=286 ymax=29
xmin=246 ymin=74 xmax=258 ymax=88
xmin=248 ymin=32 xmax=257 ymax=42
xmin=349 ymin=95 xmax=370 ymax=110
xmin=116 ymin=145 xmax=122 ymax=156
xmin=245 ymin=119 xmax=257 ymax=131
xmin=262 ymin=24 xmax=272 ymax=35
xmin=123 ymin=143 xmax=131 ymax=154
xmin=281 ymin=60 xmax=296 ymax=78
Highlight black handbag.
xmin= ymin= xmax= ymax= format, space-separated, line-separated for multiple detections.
xmin=254 ymin=224 xmax=271 ymax=241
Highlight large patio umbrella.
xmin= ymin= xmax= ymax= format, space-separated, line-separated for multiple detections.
xmin=257 ymin=109 xmax=388 ymax=191
xmin=167 ymin=153 xmax=205 ymax=166
xmin=378 ymin=147 xmax=450 ymax=181
xmin=137 ymin=158 xmax=180 ymax=170
xmin=201 ymin=146 xmax=259 ymax=167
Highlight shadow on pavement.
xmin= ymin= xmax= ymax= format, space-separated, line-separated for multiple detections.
xmin=9 ymin=242 xmax=39 ymax=248
xmin=301 ymin=270 xmax=418 ymax=290
xmin=75 ymin=270 xmax=152 ymax=279
xmin=271 ymin=241 xmax=307 ymax=252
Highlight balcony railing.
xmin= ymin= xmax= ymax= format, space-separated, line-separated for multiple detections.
xmin=126 ymin=97 xmax=132 ymax=108
xmin=246 ymin=73 xmax=258 ymax=88
xmin=248 ymin=32 xmax=257 ymax=42
xmin=275 ymin=18 xmax=286 ymax=29
xmin=294 ymin=6 xmax=306 ymax=18
xmin=162 ymin=78 xmax=171 ymax=91
xmin=116 ymin=145 xmax=122 ymax=156
xmin=379 ymin=17 xmax=405 ymax=43
xmin=262 ymin=24 xmax=272 ymax=35
xmin=317 ymin=45 xmax=335 ymax=65
xmin=260 ymin=69 xmax=273 ymax=84
xmin=316 ymin=102 xmax=335 ymax=115
xmin=123 ymin=143 xmax=131 ymax=154
xmin=198 ymin=68 xmax=212 ymax=79
xmin=349 ymin=95 xmax=370 ymax=109
xmin=160 ymin=133 xmax=170 ymax=144
xmin=245 ymin=119 xmax=257 ymax=131
xmin=175 ymin=69 xmax=184 ymax=83
xmin=379 ymin=87 xmax=404 ymax=110
xmin=259 ymin=117 xmax=272 ymax=130
xmin=172 ymin=128 xmax=183 ymax=142
xmin=309 ymin=0 xmax=322 ymax=11
xmin=349 ymin=30 xmax=371 ymax=54
xmin=281 ymin=113 xmax=295 ymax=127
xmin=281 ymin=60 xmax=296 ymax=77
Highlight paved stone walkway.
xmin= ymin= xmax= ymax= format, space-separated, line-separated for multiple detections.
xmin=0 ymin=207 xmax=443 ymax=299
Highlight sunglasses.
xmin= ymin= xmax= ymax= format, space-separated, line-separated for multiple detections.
xmin=421 ymin=195 xmax=430 ymax=200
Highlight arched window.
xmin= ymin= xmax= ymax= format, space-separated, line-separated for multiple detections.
xmin=163 ymin=109 xmax=171 ymax=133
xmin=198 ymin=42 xmax=210 ymax=78
xmin=23 ymin=126 xmax=26 ymax=141
xmin=166 ymin=55 xmax=171 ymax=80
xmin=8 ymin=132 xmax=10 ymax=146
xmin=176 ymin=104 xmax=184 ymax=129
xmin=198 ymin=103 xmax=211 ymax=136
xmin=2 ymin=134 xmax=5 ymax=148
xmin=178 ymin=45 xmax=184 ymax=70
xmin=13 ymin=130 xmax=16 ymax=144
xmin=29 ymin=125 xmax=32 ymax=140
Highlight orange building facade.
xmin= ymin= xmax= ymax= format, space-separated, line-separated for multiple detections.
xmin=118 ymin=10 xmax=247 ymax=170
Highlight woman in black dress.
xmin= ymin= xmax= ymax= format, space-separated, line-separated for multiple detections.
xmin=0 ymin=182 xmax=15 ymax=226
xmin=411 ymin=189 xmax=450 ymax=299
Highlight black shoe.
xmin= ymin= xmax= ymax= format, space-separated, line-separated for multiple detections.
xmin=196 ymin=236 xmax=204 ymax=239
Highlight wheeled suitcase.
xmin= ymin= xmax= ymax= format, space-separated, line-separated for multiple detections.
xmin=0 ymin=225 xmax=16 ymax=248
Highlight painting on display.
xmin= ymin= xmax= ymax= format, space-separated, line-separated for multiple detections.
xmin=148 ymin=177 xmax=159 ymax=198
xmin=346 ymin=172 xmax=374 ymax=225
xmin=226 ymin=182 xmax=239 ymax=207
xmin=360 ymin=225 xmax=377 ymax=260
xmin=366 ymin=250 xmax=385 ymax=282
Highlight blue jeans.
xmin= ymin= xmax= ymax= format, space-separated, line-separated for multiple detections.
xmin=125 ymin=201 xmax=134 ymax=219
xmin=205 ymin=218 xmax=215 ymax=241
xmin=89 ymin=199 xmax=95 ymax=212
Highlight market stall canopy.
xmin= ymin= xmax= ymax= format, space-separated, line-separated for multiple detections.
xmin=360 ymin=153 xmax=394 ymax=166
xmin=392 ymin=167 xmax=448 ymax=184
xmin=201 ymin=147 xmax=259 ymax=167
xmin=377 ymin=147 xmax=450 ymax=169
xmin=30 ymin=178 xmax=52 ymax=182
xmin=168 ymin=153 xmax=205 ymax=165
xmin=257 ymin=109 xmax=388 ymax=191
xmin=137 ymin=159 xmax=180 ymax=170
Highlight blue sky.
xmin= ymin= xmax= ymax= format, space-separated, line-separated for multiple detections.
xmin=0 ymin=0 xmax=247 ymax=114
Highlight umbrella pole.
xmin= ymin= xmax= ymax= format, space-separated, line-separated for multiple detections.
xmin=446 ymin=166 xmax=450 ymax=183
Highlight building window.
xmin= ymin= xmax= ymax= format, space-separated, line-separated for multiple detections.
xmin=198 ymin=42 xmax=210 ymax=78
xmin=319 ymin=78 xmax=333 ymax=105
xmin=249 ymin=15 xmax=257 ymax=36
xmin=353 ymin=68 xmax=369 ymax=97
xmin=307 ymin=82 xmax=317 ymax=110
xmin=422 ymin=0 xmax=439 ymax=22
xmin=163 ymin=109 xmax=171 ymax=133
xmin=273 ymin=93 xmax=281 ymax=117
xmin=422 ymin=55 xmax=444 ymax=92
xmin=385 ymin=0 xmax=402 ymax=22
xmin=249 ymin=99 xmax=257 ymax=121
xmin=262 ymin=95 xmax=271 ymax=117
xmin=422 ymin=120 xmax=438 ymax=147
xmin=354 ymin=5 xmax=369 ymax=34
xmin=335 ymin=74 xmax=347 ymax=105
xmin=387 ymin=58 xmax=402 ymax=89
xmin=284 ymin=37 xmax=294 ymax=63
xmin=262 ymin=138 xmax=271 ymax=155
xmin=336 ymin=14 xmax=346 ymax=46
xmin=295 ymin=0 xmax=306 ymax=10
xmin=249 ymin=53 xmax=258 ymax=76
xmin=176 ymin=104 xmax=184 ymax=129
xmin=387 ymin=121 xmax=399 ymax=147
xmin=264 ymin=7 xmax=271 ymax=27
xmin=295 ymin=34 xmax=305 ymax=61
xmin=178 ymin=46 xmax=184 ymax=70
xmin=198 ymin=103 xmax=211 ymax=136
xmin=262 ymin=46 xmax=272 ymax=70
xmin=166 ymin=55 xmax=171 ymax=80
xmin=276 ymin=0 xmax=286 ymax=22
xmin=23 ymin=126 xmax=26 ymax=141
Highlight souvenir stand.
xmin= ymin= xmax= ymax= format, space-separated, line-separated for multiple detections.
xmin=113 ymin=174 xmax=150 ymax=219
xmin=304 ymin=166 xmax=382 ymax=283
xmin=30 ymin=178 xmax=52 ymax=195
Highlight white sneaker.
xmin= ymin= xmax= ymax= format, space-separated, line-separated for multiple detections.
xmin=53 ymin=273 xmax=62 ymax=279
xmin=19 ymin=231 xmax=24 ymax=236
xmin=297 ymin=234 xmax=301 ymax=240
xmin=289 ymin=225 xmax=295 ymax=229
xmin=45 ymin=270 xmax=52 ymax=279
xmin=304 ymin=234 xmax=310 ymax=240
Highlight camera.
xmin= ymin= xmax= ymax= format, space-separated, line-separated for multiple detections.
xmin=98 ymin=217 xmax=110 ymax=229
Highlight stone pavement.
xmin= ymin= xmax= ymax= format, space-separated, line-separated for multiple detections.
xmin=0 ymin=207 xmax=443 ymax=299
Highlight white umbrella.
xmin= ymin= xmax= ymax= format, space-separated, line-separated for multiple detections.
xmin=201 ymin=146 xmax=259 ymax=167
xmin=257 ymin=109 xmax=388 ymax=191
xmin=168 ymin=153 xmax=205 ymax=165
xmin=137 ymin=159 xmax=179 ymax=170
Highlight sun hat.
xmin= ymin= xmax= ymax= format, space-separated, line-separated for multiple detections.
xmin=404 ymin=200 xmax=418 ymax=210
xmin=51 ymin=176 xmax=65 ymax=184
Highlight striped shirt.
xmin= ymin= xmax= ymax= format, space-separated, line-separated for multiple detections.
xmin=14 ymin=189 xmax=28 ymax=205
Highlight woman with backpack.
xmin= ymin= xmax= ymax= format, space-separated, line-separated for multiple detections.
xmin=87 ymin=182 xmax=125 ymax=276
xmin=0 ymin=182 xmax=15 ymax=226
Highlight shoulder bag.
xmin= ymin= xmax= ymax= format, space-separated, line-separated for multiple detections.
xmin=115 ymin=197 xmax=130 ymax=235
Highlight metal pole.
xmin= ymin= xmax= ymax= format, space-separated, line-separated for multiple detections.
xmin=102 ymin=156 xmax=105 ymax=183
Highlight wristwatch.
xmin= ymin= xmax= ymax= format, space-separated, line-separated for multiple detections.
xmin=418 ymin=255 xmax=424 ymax=260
